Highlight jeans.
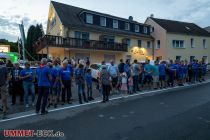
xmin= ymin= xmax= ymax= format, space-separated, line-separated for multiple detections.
xmin=133 ymin=75 xmax=139 ymax=92
xmin=87 ymin=84 xmax=92 ymax=98
xmin=102 ymin=85 xmax=110 ymax=101
xmin=11 ymin=81 xmax=23 ymax=104
xmin=23 ymin=82 xmax=35 ymax=105
xmin=36 ymin=86 xmax=49 ymax=113
xmin=62 ymin=80 xmax=71 ymax=102
xmin=78 ymin=83 xmax=85 ymax=96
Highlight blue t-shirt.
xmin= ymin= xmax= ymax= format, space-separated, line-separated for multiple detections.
xmin=153 ymin=65 xmax=159 ymax=76
xmin=159 ymin=64 xmax=166 ymax=76
xmin=20 ymin=68 xmax=34 ymax=82
xmin=144 ymin=64 xmax=153 ymax=75
xmin=85 ymin=73 xmax=92 ymax=85
xmin=61 ymin=67 xmax=71 ymax=81
xmin=51 ymin=67 xmax=60 ymax=87
xmin=67 ymin=64 xmax=73 ymax=75
xmin=36 ymin=65 xmax=51 ymax=87
xmin=192 ymin=63 xmax=198 ymax=71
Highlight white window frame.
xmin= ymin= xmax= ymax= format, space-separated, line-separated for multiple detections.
xmin=172 ymin=40 xmax=185 ymax=48
xmin=86 ymin=14 xmax=93 ymax=24
xmin=113 ymin=20 xmax=118 ymax=29
xmin=203 ymin=39 xmax=207 ymax=49
xmin=135 ymin=25 xmax=139 ymax=32
xmin=147 ymin=41 xmax=151 ymax=48
xmin=125 ymin=22 xmax=130 ymax=31
xmin=144 ymin=26 xmax=148 ymax=34
xmin=156 ymin=40 xmax=160 ymax=49
xmin=100 ymin=17 xmax=106 ymax=27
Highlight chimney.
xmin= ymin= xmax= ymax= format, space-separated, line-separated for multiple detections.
xmin=150 ymin=14 xmax=154 ymax=18
xmin=128 ymin=16 xmax=133 ymax=21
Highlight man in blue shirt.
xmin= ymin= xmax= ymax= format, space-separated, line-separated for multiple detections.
xmin=61 ymin=60 xmax=72 ymax=105
xmin=20 ymin=62 xmax=35 ymax=108
xmin=36 ymin=58 xmax=51 ymax=115
xmin=159 ymin=61 xmax=166 ymax=88
xmin=144 ymin=59 xmax=153 ymax=89
xmin=192 ymin=60 xmax=199 ymax=82
xmin=75 ymin=63 xmax=88 ymax=104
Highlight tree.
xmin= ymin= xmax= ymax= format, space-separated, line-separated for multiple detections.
xmin=26 ymin=24 xmax=44 ymax=60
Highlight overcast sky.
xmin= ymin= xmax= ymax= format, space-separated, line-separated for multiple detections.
xmin=0 ymin=0 xmax=210 ymax=42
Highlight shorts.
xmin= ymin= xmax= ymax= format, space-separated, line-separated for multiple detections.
xmin=52 ymin=87 xmax=61 ymax=96
xmin=153 ymin=76 xmax=159 ymax=83
xmin=159 ymin=75 xmax=166 ymax=81
xmin=111 ymin=77 xmax=118 ymax=87
xmin=144 ymin=75 xmax=153 ymax=84
xmin=0 ymin=84 xmax=8 ymax=101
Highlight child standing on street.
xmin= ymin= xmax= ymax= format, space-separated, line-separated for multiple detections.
xmin=85 ymin=69 xmax=94 ymax=101
xmin=128 ymin=76 xmax=133 ymax=94
xmin=120 ymin=72 xmax=128 ymax=94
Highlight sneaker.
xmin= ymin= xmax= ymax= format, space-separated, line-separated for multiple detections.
xmin=54 ymin=104 xmax=57 ymax=108
xmin=25 ymin=104 xmax=29 ymax=108
xmin=67 ymin=101 xmax=72 ymax=104
xmin=41 ymin=111 xmax=48 ymax=115
xmin=35 ymin=110 xmax=39 ymax=114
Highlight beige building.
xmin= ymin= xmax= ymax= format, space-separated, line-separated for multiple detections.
xmin=145 ymin=17 xmax=210 ymax=63
xmin=36 ymin=1 xmax=154 ymax=63
xmin=0 ymin=45 xmax=10 ymax=53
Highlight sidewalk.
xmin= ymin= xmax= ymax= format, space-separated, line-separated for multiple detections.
xmin=1 ymin=72 xmax=210 ymax=118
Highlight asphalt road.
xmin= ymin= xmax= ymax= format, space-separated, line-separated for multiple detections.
xmin=1 ymin=82 xmax=210 ymax=140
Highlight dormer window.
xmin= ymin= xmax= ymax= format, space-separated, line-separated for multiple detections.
xmin=125 ymin=22 xmax=130 ymax=30
xmin=100 ymin=17 xmax=106 ymax=27
xmin=144 ymin=26 xmax=148 ymax=34
xmin=113 ymin=20 xmax=118 ymax=29
xmin=135 ymin=25 xmax=139 ymax=32
xmin=86 ymin=14 xmax=93 ymax=24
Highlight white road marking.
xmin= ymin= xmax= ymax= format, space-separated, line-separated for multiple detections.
xmin=0 ymin=80 xmax=210 ymax=123
xmin=109 ymin=116 xmax=115 ymax=120
xmin=98 ymin=114 xmax=104 ymax=118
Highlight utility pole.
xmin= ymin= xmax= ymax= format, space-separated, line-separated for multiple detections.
xmin=19 ymin=21 xmax=26 ymax=61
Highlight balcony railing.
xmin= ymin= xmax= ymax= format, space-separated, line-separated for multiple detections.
xmin=35 ymin=35 xmax=128 ymax=52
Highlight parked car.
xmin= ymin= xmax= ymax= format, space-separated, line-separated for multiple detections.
xmin=90 ymin=63 xmax=111 ymax=80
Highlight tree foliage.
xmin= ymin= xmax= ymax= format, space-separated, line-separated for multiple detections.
xmin=26 ymin=24 xmax=44 ymax=60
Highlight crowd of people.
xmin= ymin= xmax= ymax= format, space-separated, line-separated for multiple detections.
xmin=0 ymin=57 xmax=208 ymax=119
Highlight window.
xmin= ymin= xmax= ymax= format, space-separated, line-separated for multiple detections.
xmin=135 ymin=25 xmax=139 ymax=32
xmin=125 ymin=22 xmax=130 ymax=30
xmin=176 ymin=56 xmax=181 ymax=61
xmin=203 ymin=56 xmax=208 ymax=63
xmin=138 ymin=40 xmax=142 ymax=47
xmin=147 ymin=41 xmax=151 ymax=48
xmin=191 ymin=38 xmax=194 ymax=48
xmin=190 ymin=56 xmax=195 ymax=62
xmin=156 ymin=40 xmax=160 ymax=49
xmin=113 ymin=20 xmax=118 ymax=29
xmin=103 ymin=36 xmax=115 ymax=43
xmin=100 ymin=17 xmax=106 ymax=27
xmin=126 ymin=39 xmax=131 ymax=47
xmin=150 ymin=27 xmax=154 ymax=33
xmin=50 ymin=18 xmax=56 ymax=29
xmin=86 ymin=14 xmax=93 ymax=24
xmin=75 ymin=31 xmax=89 ymax=40
xmin=144 ymin=26 xmax=148 ymax=34
xmin=203 ymin=39 xmax=207 ymax=48
xmin=172 ymin=40 xmax=185 ymax=48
